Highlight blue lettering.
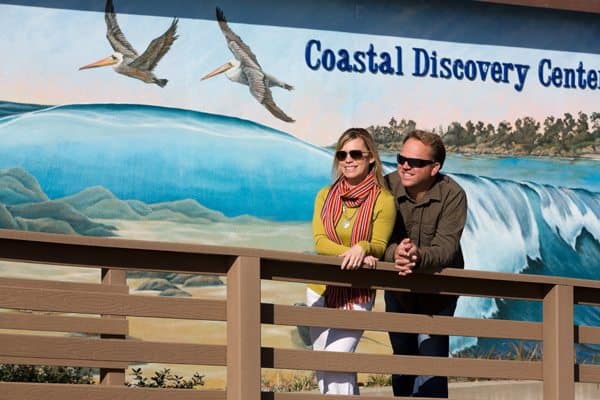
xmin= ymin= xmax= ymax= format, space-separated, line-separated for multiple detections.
xmin=430 ymin=51 xmax=438 ymax=78
xmin=513 ymin=64 xmax=530 ymax=92
xmin=322 ymin=49 xmax=335 ymax=71
xmin=439 ymin=58 xmax=452 ymax=79
xmin=476 ymin=60 xmax=491 ymax=81
xmin=395 ymin=46 xmax=404 ymax=76
xmin=490 ymin=62 xmax=503 ymax=82
xmin=453 ymin=59 xmax=464 ymax=80
xmin=337 ymin=49 xmax=352 ymax=72
xmin=563 ymin=68 xmax=575 ymax=89
xmin=464 ymin=60 xmax=477 ymax=81
xmin=353 ymin=51 xmax=366 ymax=73
xmin=501 ymin=63 xmax=513 ymax=83
xmin=576 ymin=62 xmax=587 ymax=89
xmin=367 ymin=44 xmax=378 ymax=74
xmin=379 ymin=51 xmax=394 ymax=75
xmin=551 ymin=67 xmax=562 ymax=87
xmin=588 ymin=70 xmax=598 ymax=89
xmin=305 ymin=39 xmax=321 ymax=70
xmin=412 ymin=47 xmax=429 ymax=77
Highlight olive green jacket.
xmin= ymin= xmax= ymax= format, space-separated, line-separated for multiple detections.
xmin=383 ymin=172 xmax=467 ymax=273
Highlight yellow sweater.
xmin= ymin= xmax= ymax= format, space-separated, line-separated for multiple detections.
xmin=310 ymin=186 xmax=396 ymax=295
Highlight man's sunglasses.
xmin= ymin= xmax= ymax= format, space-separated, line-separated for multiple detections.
xmin=396 ymin=154 xmax=435 ymax=168
xmin=336 ymin=150 xmax=370 ymax=161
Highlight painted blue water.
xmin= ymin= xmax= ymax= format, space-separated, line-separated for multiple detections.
xmin=0 ymin=102 xmax=331 ymax=221
xmin=1 ymin=101 xmax=599 ymax=356
xmin=381 ymin=153 xmax=600 ymax=193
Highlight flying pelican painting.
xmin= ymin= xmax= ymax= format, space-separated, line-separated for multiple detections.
xmin=202 ymin=7 xmax=295 ymax=123
xmin=79 ymin=0 xmax=178 ymax=87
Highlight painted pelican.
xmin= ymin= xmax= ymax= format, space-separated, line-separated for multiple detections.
xmin=79 ymin=0 xmax=178 ymax=87
xmin=202 ymin=7 xmax=295 ymax=123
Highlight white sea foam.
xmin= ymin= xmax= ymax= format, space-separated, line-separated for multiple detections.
xmin=532 ymin=184 xmax=600 ymax=248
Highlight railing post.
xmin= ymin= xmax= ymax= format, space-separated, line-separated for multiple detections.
xmin=543 ymin=284 xmax=574 ymax=400
xmin=227 ymin=256 xmax=261 ymax=400
xmin=100 ymin=268 xmax=127 ymax=386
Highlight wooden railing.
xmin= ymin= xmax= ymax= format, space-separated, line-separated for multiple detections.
xmin=0 ymin=229 xmax=598 ymax=400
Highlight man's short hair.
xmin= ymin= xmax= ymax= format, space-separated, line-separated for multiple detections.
xmin=403 ymin=130 xmax=446 ymax=167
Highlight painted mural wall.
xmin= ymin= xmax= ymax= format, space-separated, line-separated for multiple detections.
xmin=0 ymin=0 xmax=598 ymax=374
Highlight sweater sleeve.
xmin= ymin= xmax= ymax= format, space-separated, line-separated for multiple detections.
xmin=356 ymin=190 xmax=396 ymax=258
xmin=313 ymin=187 xmax=396 ymax=257
xmin=312 ymin=187 xmax=350 ymax=256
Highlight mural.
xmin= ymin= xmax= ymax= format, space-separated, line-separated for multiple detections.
xmin=79 ymin=0 xmax=179 ymax=87
xmin=0 ymin=0 xmax=598 ymax=376
xmin=201 ymin=7 xmax=295 ymax=122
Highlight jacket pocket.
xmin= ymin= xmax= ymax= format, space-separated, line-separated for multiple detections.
xmin=419 ymin=223 xmax=436 ymax=246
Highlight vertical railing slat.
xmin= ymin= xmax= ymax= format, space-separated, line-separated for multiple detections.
xmin=543 ymin=284 xmax=574 ymax=400
xmin=227 ymin=256 xmax=261 ymax=400
xmin=100 ymin=268 xmax=128 ymax=386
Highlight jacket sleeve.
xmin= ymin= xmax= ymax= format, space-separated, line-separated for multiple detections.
xmin=384 ymin=239 xmax=399 ymax=263
xmin=418 ymin=187 xmax=467 ymax=272
xmin=312 ymin=187 xmax=350 ymax=256
xmin=383 ymin=174 xmax=400 ymax=262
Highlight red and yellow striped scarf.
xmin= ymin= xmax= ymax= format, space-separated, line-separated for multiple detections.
xmin=320 ymin=171 xmax=380 ymax=309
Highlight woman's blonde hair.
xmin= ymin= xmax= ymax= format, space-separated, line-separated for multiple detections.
xmin=332 ymin=128 xmax=385 ymax=187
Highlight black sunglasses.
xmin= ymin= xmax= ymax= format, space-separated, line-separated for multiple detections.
xmin=396 ymin=154 xmax=435 ymax=168
xmin=336 ymin=150 xmax=370 ymax=161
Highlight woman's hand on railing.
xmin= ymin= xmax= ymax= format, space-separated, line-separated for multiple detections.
xmin=363 ymin=255 xmax=378 ymax=269
xmin=339 ymin=244 xmax=366 ymax=270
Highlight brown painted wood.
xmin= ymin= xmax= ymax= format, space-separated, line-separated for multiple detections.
xmin=0 ymin=230 xmax=236 ymax=275
xmin=543 ymin=285 xmax=575 ymax=400
xmin=262 ymin=260 xmax=549 ymax=300
xmin=578 ymin=364 xmax=600 ymax=383
xmin=0 ymin=313 xmax=128 ymax=335
xmin=1 ymin=229 xmax=599 ymax=397
xmin=262 ymin=303 xmax=542 ymax=340
xmin=475 ymin=0 xmax=600 ymax=13
xmin=0 ymin=285 xmax=226 ymax=320
xmin=227 ymin=256 xmax=261 ymax=400
xmin=0 ymin=356 xmax=127 ymax=370
xmin=0 ymin=333 xmax=226 ymax=366
xmin=0 ymin=382 xmax=226 ymax=400
xmin=262 ymin=393 xmax=441 ymax=400
xmin=262 ymin=393 xmax=423 ymax=400
xmin=576 ymin=325 xmax=600 ymax=345
xmin=261 ymin=348 xmax=542 ymax=380
xmin=0 ymin=277 xmax=128 ymax=293
xmin=100 ymin=268 xmax=127 ymax=386
xmin=1 ymin=230 xmax=599 ymax=290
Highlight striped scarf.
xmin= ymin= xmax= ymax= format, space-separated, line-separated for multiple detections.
xmin=320 ymin=171 xmax=381 ymax=309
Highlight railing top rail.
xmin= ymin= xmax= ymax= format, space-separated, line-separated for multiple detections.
xmin=0 ymin=228 xmax=598 ymax=290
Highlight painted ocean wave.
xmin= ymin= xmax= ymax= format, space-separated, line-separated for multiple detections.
xmin=0 ymin=100 xmax=50 ymax=118
xmin=450 ymin=173 xmax=600 ymax=353
xmin=1 ymin=101 xmax=598 ymax=356
xmin=0 ymin=102 xmax=331 ymax=221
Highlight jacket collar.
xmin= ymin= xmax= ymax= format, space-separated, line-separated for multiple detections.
xmin=393 ymin=173 xmax=444 ymax=204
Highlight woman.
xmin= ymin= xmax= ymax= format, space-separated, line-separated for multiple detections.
xmin=308 ymin=127 xmax=396 ymax=395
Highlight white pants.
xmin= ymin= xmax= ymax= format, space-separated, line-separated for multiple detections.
xmin=306 ymin=288 xmax=373 ymax=395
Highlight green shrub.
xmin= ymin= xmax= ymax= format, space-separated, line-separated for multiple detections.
xmin=0 ymin=364 xmax=94 ymax=384
xmin=128 ymin=367 xmax=205 ymax=389
xmin=365 ymin=373 xmax=392 ymax=387
xmin=261 ymin=373 xmax=318 ymax=392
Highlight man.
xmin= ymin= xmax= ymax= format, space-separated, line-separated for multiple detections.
xmin=383 ymin=130 xmax=467 ymax=398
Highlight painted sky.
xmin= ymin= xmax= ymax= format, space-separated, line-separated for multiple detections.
xmin=1 ymin=2 xmax=598 ymax=145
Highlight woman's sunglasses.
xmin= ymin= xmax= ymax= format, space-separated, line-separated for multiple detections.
xmin=396 ymin=154 xmax=435 ymax=168
xmin=335 ymin=150 xmax=370 ymax=161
